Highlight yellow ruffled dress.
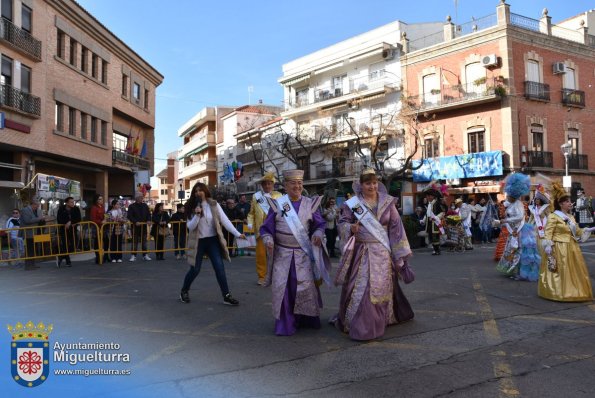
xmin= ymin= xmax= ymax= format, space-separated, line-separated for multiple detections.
xmin=538 ymin=213 xmax=593 ymax=302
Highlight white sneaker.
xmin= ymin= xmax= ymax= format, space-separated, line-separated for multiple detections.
xmin=143 ymin=254 xmax=152 ymax=261
xmin=176 ymin=255 xmax=181 ymax=260
xmin=111 ymin=259 xmax=116 ymax=263
xmin=129 ymin=255 xmax=136 ymax=262
xmin=117 ymin=259 xmax=122 ymax=263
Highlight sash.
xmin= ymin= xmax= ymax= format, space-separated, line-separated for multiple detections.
xmin=426 ymin=201 xmax=445 ymax=235
xmin=276 ymin=195 xmax=317 ymax=274
xmin=553 ymin=210 xmax=579 ymax=241
xmin=345 ymin=196 xmax=391 ymax=251
xmin=254 ymin=191 xmax=270 ymax=215
xmin=531 ymin=204 xmax=548 ymax=238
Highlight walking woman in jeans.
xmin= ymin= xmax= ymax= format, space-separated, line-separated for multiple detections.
xmin=180 ymin=182 xmax=245 ymax=306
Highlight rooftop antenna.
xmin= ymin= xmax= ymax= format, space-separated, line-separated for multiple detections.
xmin=248 ymin=85 xmax=254 ymax=105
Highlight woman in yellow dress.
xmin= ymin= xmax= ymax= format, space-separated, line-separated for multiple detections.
xmin=539 ymin=182 xmax=595 ymax=302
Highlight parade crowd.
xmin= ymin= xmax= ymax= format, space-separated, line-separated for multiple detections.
xmin=2 ymin=169 xmax=594 ymax=340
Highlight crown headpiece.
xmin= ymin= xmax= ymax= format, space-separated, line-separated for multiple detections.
xmin=361 ymin=167 xmax=377 ymax=176
xmin=7 ymin=321 xmax=53 ymax=341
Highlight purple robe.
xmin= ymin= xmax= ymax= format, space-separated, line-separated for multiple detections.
xmin=260 ymin=196 xmax=328 ymax=336
xmin=335 ymin=192 xmax=414 ymax=340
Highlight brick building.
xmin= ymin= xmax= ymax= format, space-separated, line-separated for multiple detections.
xmin=0 ymin=0 xmax=163 ymax=215
xmin=402 ymin=2 xmax=594 ymax=207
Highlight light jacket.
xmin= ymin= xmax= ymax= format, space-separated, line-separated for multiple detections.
xmin=186 ymin=198 xmax=233 ymax=265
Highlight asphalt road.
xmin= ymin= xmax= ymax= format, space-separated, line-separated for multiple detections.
xmin=1 ymin=243 xmax=594 ymax=398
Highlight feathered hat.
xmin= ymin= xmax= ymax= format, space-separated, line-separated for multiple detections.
xmin=258 ymin=172 xmax=276 ymax=184
xmin=503 ymin=173 xmax=530 ymax=199
xmin=422 ymin=180 xmax=448 ymax=199
xmin=533 ymin=184 xmax=551 ymax=204
xmin=549 ymin=181 xmax=568 ymax=211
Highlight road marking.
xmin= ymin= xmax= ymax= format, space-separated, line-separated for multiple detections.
xmin=471 ymin=268 xmax=520 ymax=397
xmin=416 ymin=309 xmax=478 ymax=316
xmin=514 ymin=315 xmax=595 ymax=325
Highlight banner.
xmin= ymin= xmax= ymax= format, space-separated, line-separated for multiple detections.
xmin=36 ymin=174 xmax=81 ymax=200
xmin=412 ymin=150 xmax=503 ymax=182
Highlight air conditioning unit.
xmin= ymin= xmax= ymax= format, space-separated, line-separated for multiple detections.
xmin=481 ymin=54 xmax=498 ymax=67
xmin=552 ymin=62 xmax=566 ymax=74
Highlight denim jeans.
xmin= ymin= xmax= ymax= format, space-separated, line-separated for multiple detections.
xmin=182 ymin=236 xmax=229 ymax=297
xmin=173 ymin=234 xmax=186 ymax=256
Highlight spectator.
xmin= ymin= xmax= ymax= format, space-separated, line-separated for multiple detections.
xmin=89 ymin=194 xmax=109 ymax=264
xmin=107 ymin=199 xmax=126 ymax=263
xmin=411 ymin=206 xmax=427 ymax=247
xmin=576 ymin=188 xmax=594 ymax=228
xmin=5 ymin=208 xmax=24 ymax=262
xmin=19 ymin=199 xmax=50 ymax=270
xmin=127 ymin=192 xmax=152 ymax=262
xmin=322 ymin=198 xmax=339 ymax=257
xmin=236 ymin=194 xmax=251 ymax=221
xmin=170 ymin=204 xmax=187 ymax=260
xmin=223 ymin=198 xmax=244 ymax=257
xmin=56 ymin=197 xmax=82 ymax=268
xmin=151 ymin=203 xmax=170 ymax=260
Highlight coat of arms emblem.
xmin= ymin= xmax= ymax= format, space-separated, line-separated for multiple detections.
xmin=352 ymin=204 xmax=364 ymax=215
xmin=7 ymin=321 xmax=52 ymax=387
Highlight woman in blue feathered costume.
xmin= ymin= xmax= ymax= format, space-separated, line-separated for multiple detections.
xmin=494 ymin=173 xmax=541 ymax=281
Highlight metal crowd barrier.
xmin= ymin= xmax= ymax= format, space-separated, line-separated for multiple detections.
xmin=0 ymin=219 xmax=258 ymax=266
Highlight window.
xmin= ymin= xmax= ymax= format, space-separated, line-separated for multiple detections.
xmin=160 ymin=178 xmax=166 ymax=185
xmin=113 ymin=132 xmax=127 ymax=151
xmin=369 ymin=62 xmax=385 ymax=81
xmin=424 ymin=137 xmax=440 ymax=158
xmin=531 ymin=127 xmax=543 ymax=152
xmin=132 ymin=82 xmax=141 ymax=102
xmin=68 ymin=107 xmax=76 ymax=136
xmin=2 ymin=0 xmax=13 ymax=20
xmin=80 ymin=113 xmax=87 ymax=140
xmin=55 ymin=102 xmax=64 ymax=131
xmin=90 ymin=117 xmax=97 ymax=142
xmin=465 ymin=62 xmax=484 ymax=94
xmin=569 ymin=137 xmax=579 ymax=155
xmin=121 ymin=74 xmax=128 ymax=96
xmin=563 ymin=67 xmax=576 ymax=90
xmin=160 ymin=189 xmax=167 ymax=195
xmin=467 ymin=130 xmax=485 ymax=153
xmin=144 ymin=88 xmax=149 ymax=110
xmin=422 ymin=73 xmax=439 ymax=105
xmin=80 ymin=47 xmax=88 ymax=73
xmin=91 ymin=54 xmax=98 ymax=79
xmin=69 ymin=38 xmax=77 ymax=66
xmin=101 ymin=60 xmax=107 ymax=84
xmin=100 ymin=121 xmax=107 ymax=145
xmin=57 ymin=30 xmax=65 ymax=59
xmin=332 ymin=74 xmax=346 ymax=97
xmin=332 ymin=113 xmax=347 ymax=134
xmin=21 ymin=4 xmax=32 ymax=32
xmin=20 ymin=64 xmax=31 ymax=94
xmin=1 ymin=55 xmax=13 ymax=86
xmin=295 ymin=87 xmax=308 ymax=106
xmin=527 ymin=60 xmax=539 ymax=82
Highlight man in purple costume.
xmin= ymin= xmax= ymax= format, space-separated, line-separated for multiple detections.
xmin=260 ymin=169 xmax=330 ymax=336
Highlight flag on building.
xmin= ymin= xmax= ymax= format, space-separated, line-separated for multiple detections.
xmin=125 ymin=136 xmax=133 ymax=153
xmin=139 ymin=139 xmax=147 ymax=158
xmin=133 ymin=135 xmax=141 ymax=155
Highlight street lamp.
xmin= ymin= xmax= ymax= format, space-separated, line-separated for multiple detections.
xmin=561 ymin=140 xmax=572 ymax=189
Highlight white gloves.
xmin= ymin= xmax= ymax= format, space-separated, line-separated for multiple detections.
xmin=544 ymin=245 xmax=552 ymax=255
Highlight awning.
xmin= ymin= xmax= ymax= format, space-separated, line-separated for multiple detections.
xmin=321 ymin=102 xmax=348 ymax=112
xmin=280 ymin=73 xmax=311 ymax=86
xmin=178 ymin=146 xmax=205 ymax=160
xmin=358 ymin=92 xmax=386 ymax=104
xmin=0 ymin=181 xmax=25 ymax=189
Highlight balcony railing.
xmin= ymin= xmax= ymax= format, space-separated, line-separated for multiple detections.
xmin=568 ymin=154 xmax=588 ymax=170
xmin=411 ymin=78 xmax=502 ymax=110
xmin=313 ymin=160 xmax=363 ymax=180
xmin=179 ymin=160 xmax=217 ymax=179
xmin=524 ymin=81 xmax=550 ymax=101
xmin=112 ymin=150 xmax=150 ymax=169
xmin=236 ymin=149 xmax=263 ymax=164
xmin=0 ymin=17 xmax=42 ymax=60
xmin=561 ymin=89 xmax=585 ymax=108
xmin=526 ymin=151 xmax=553 ymax=168
xmin=0 ymin=83 xmax=41 ymax=117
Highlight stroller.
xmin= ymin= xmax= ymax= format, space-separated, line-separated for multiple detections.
xmin=444 ymin=216 xmax=465 ymax=253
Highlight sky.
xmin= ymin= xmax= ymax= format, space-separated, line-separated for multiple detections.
xmin=76 ymin=0 xmax=592 ymax=174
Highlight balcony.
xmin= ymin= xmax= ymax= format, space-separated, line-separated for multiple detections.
xmin=236 ymin=149 xmax=263 ymax=165
xmin=179 ymin=160 xmax=217 ymax=179
xmin=526 ymin=151 xmax=553 ymax=168
xmin=0 ymin=17 xmax=42 ymax=61
xmin=0 ymin=83 xmax=41 ymax=117
xmin=179 ymin=132 xmax=215 ymax=158
xmin=524 ymin=81 xmax=550 ymax=102
xmin=568 ymin=154 xmax=588 ymax=170
xmin=312 ymin=160 xmax=363 ymax=180
xmin=409 ymin=78 xmax=502 ymax=113
xmin=112 ymin=150 xmax=150 ymax=169
xmin=561 ymin=89 xmax=585 ymax=108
